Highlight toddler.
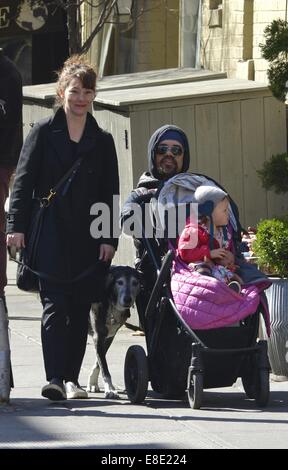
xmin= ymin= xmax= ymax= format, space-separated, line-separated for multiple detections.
xmin=178 ymin=185 xmax=243 ymax=293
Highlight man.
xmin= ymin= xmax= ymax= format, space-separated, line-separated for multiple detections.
xmin=121 ymin=124 xmax=190 ymax=224
xmin=121 ymin=125 xmax=190 ymax=257
xmin=0 ymin=49 xmax=23 ymax=309
xmin=121 ymin=124 xmax=246 ymax=330
xmin=120 ymin=125 xmax=190 ymax=329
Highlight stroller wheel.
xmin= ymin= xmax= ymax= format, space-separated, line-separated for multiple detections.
xmin=242 ymin=342 xmax=270 ymax=406
xmin=242 ymin=368 xmax=270 ymax=406
xmin=255 ymin=340 xmax=270 ymax=407
xmin=255 ymin=368 xmax=270 ymax=407
xmin=187 ymin=372 xmax=203 ymax=409
xmin=242 ymin=374 xmax=256 ymax=399
xmin=124 ymin=345 xmax=148 ymax=404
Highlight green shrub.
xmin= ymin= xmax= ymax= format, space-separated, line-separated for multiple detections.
xmin=257 ymin=153 xmax=288 ymax=194
xmin=260 ymin=19 xmax=288 ymax=62
xmin=259 ymin=19 xmax=288 ymax=102
xmin=267 ymin=62 xmax=288 ymax=102
xmin=253 ymin=218 xmax=288 ymax=277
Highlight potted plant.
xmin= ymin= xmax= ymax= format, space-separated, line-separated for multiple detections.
xmin=253 ymin=154 xmax=288 ymax=380
xmin=252 ymin=218 xmax=288 ymax=278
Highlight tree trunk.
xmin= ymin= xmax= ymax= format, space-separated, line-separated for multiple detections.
xmin=67 ymin=0 xmax=82 ymax=55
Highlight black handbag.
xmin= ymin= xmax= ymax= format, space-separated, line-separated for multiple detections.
xmin=10 ymin=157 xmax=84 ymax=293
xmin=16 ymin=205 xmax=45 ymax=292
xmin=16 ymin=255 xmax=39 ymax=292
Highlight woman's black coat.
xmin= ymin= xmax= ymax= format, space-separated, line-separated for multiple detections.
xmin=7 ymin=108 xmax=119 ymax=300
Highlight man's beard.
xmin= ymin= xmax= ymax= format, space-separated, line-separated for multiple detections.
xmin=157 ymin=156 xmax=178 ymax=177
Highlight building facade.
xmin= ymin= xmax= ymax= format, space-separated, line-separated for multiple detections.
xmin=82 ymin=0 xmax=288 ymax=84
xmin=201 ymin=0 xmax=288 ymax=83
xmin=2 ymin=1 xmax=287 ymax=85
xmin=0 ymin=0 xmax=68 ymax=84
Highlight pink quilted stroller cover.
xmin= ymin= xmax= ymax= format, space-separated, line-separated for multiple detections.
xmin=171 ymin=254 xmax=271 ymax=335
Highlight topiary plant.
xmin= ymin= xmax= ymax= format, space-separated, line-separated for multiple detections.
xmin=252 ymin=218 xmax=288 ymax=277
xmin=257 ymin=152 xmax=288 ymax=194
xmin=259 ymin=19 xmax=288 ymax=102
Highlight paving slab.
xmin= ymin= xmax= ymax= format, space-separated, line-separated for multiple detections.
xmin=1 ymin=260 xmax=287 ymax=452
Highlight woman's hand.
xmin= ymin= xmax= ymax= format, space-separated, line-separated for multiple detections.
xmin=99 ymin=244 xmax=115 ymax=263
xmin=6 ymin=233 xmax=25 ymax=250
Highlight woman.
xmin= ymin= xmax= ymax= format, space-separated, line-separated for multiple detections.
xmin=6 ymin=56 xmax=119 ymax=401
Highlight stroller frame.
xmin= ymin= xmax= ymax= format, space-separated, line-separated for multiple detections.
xmin=124 ymin=232 xmax=271 ymax=409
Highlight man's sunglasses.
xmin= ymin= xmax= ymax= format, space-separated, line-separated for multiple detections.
xmin=156 ymin=144 xmax=184 ymax=156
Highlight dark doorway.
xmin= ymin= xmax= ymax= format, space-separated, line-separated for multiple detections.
xmin=32 ymin=27 xmax=69 ymax=84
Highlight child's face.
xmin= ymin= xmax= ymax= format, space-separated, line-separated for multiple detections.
xmin=212 ymin=197 xmax=229 ymax=226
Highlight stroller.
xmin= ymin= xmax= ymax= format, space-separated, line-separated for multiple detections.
xmin=124 ymin=211 xmax=271 ymax=410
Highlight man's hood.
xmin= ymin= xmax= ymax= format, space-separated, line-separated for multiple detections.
xmin=147 ymin=124 xmax=190 ymax=179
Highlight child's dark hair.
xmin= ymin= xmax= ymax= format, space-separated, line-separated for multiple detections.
xmin=55 ymin=55 xmax=97 ymax=107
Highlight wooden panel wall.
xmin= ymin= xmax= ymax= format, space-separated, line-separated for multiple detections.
xmin=128 ymin=94 xmax=287 ymax=228
xmin=241 ymin=98 xmax=267 ymax=227
xmin=195 ymin=104 xmax=220 ymax=182
xmin=172 ymin=106 xmax=197 ymax=170
xmin=22 ymin=102 xmax=52 ymax=139
xmin=218 ymin=101 xmax=243 ymax=223
xmin=264 ymin=97 xmax=288 ymax=219
xmin=93 ymin=107 xmax=137 ymax=266
xmin=130 ymin=110 xmax=150 ymax=189
xmin=92 ymin=90 xmax=287 ymax=265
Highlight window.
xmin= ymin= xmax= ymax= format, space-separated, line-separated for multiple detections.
xmin=209 ymin=0 xmax=222 ymax=9
xmin=209 ymin=0 xmax=222 ymax=28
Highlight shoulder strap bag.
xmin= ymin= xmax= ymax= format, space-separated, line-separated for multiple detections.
xmin=9 ymin=156 xmax=94 ymax=292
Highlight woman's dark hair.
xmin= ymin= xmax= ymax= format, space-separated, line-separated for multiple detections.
xmin=55 ymin=54 xmax=97 ymax=106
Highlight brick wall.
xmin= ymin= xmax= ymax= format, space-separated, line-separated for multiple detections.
xmin=82 ymin=0 xmax=179 ymax=75
xmin=201 ymin=0 xmax=248 ymax=78
xmin=132 ymin=0 xmax=179 ymax=72
xmin=201 ymin=0 xmax=287 ymax=82
xmin=253 ymin=0 xmax=286 ymax=83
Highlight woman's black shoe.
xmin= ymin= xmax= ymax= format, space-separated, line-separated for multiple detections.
xmin=41 ymin=378 xmax=67 ymax=401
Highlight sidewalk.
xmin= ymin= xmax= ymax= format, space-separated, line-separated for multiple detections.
xmin=1 ymin=259 xmax=288 ymax=451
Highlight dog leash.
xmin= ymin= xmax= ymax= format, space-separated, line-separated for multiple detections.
xmin=9 ymin=235 xmax=107 ymax=286
xmin=8 ymin=246 xmax=105 ymax=284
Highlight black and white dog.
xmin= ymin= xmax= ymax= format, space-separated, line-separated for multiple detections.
xmin=87 ymin=265 xmax=142 ymax=398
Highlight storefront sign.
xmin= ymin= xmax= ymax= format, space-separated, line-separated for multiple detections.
xmin=0 ymin=0 xmax=64 ymax=35
xmin=0 ymin=5 xmax=9 ymax=29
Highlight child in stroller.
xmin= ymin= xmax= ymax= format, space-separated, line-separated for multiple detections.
xmin=178 ymin=184 xmax=243 ymax=293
